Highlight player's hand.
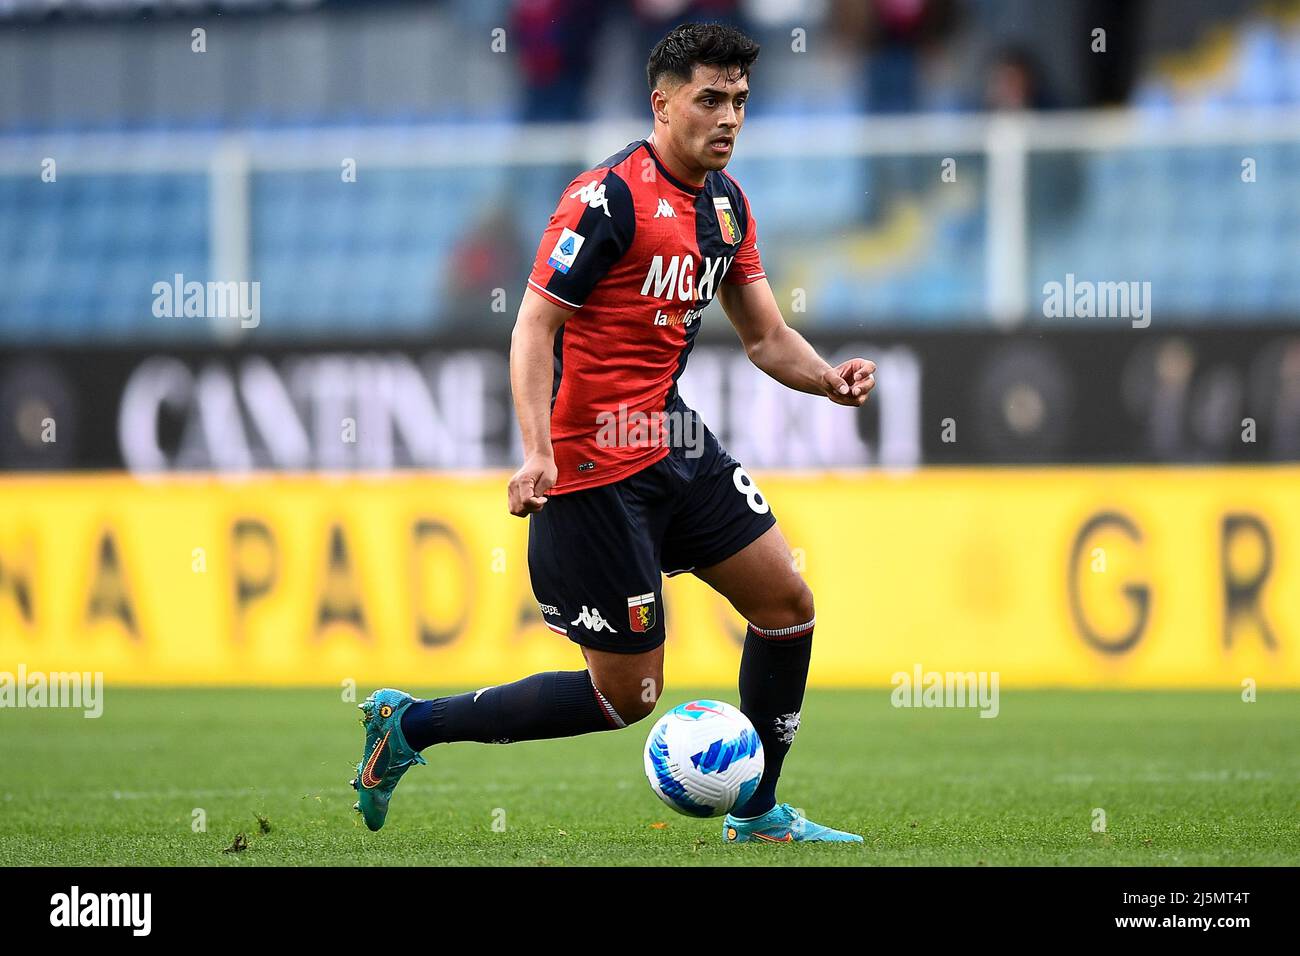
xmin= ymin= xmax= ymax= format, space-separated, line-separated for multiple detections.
xmin=508 ymin=453 xmax=557 ymax=517
xmin=820 ymin=358 xmax=876 ymax=407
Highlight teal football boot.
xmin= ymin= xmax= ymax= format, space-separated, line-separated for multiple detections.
xmin=350 ymin=688 xmax=426 ymax=831
xmin=723 ymin=803 xmax=863 ymax=843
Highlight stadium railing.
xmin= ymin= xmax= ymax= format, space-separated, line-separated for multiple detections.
xmin=1 ymin=105 xmax=1299 ymax=340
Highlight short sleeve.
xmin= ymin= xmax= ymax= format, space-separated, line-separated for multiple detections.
xmin=526 ymin=169 xmax=635 ymax=310
xmin=724 ymin=185 xmax=765 ymax=285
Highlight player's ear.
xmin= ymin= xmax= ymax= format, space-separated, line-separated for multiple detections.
xmin=650 ymin=88 xmax=669 ymax=125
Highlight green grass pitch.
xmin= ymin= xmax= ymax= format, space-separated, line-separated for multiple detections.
xmin=2 ymin=688 xmax=1297 ymax=866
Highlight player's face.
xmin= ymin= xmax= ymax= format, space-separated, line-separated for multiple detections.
xmin=663 ymin=65 xmax=748 ymax=173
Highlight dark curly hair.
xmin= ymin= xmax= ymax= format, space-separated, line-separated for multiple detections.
xmin=646 ymin=22 xmax=760 ymax=92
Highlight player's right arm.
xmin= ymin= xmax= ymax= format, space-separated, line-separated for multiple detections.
xmin=507 ymin=288 xmax=569 ymax=517
xmin=507 ymin=167 xmax=636 ymax=516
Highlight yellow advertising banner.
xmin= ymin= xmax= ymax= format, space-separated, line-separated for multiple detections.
xmin=0 ymin=468 xmax=1296 ymax=687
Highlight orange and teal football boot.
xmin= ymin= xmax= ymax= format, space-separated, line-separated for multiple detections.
xmin=723 ymin=803 xmax=863 ymax=843
xmin=350 ymin=688 xmax=426 ymax=831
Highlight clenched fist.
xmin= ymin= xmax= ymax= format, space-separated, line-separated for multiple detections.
xmin=508 ymin=453 xmax=558 ymax=517
xmin=820 ymin=358 xmax=876 ymax=407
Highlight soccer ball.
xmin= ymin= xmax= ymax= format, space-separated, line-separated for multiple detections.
xmin=644 ymin=699 xmax=765 ymax=817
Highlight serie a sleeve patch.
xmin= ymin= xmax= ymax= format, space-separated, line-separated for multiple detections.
xmin=547 ymin=228 xmax=585 ymax=274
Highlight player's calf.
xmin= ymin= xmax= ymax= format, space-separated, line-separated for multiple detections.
xmin=731 ymin=607 xmax=816 ymax=819
xmin=694 ymin=526 xmax=818 ymax=819
xmin=395 ymin=669 xmax=634 ymax=752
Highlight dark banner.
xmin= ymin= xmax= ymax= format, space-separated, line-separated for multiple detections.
xmin=2 ymin=328 xmax=1298 ymax=472
xmin=0 ymin=867 xmax=1285 ymax=938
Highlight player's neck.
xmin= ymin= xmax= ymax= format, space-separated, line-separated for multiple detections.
xmin=647 ymin=132 xmax=707 ymax=189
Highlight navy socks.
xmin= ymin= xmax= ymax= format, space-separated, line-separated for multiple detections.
xmin=732 ymin=619 xmax=815 ymax=818
xmin=400 ymin=670 xmax=624 ymax=749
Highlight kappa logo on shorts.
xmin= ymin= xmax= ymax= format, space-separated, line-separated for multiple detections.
xmin=571 ymin=605 xmax=617 ymax=633
xmin=627 ymin=592 xmax=656 ymax=633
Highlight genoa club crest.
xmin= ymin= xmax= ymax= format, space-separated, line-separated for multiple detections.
xmin=627 ymin=592 xmax=656 ymax=632
xmin=713 ymin=196 xmax=740 ymax=245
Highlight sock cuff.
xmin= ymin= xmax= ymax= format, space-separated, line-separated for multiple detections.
xmin=588 ymin=677 xmax=627 ymax=729
xmin=748 ymin=617 xmax=815 ymax=640
xmin=555 ymin=670 xmax=625 ymax=729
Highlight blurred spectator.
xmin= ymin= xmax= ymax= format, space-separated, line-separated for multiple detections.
xmin=983 ymin=44 xmax=1059 ymax=111
xmin=442 ymin=205 xmax=528 ymax=330
xmin=512 ymin=0 xmax=611 ymax=121
xmin=832 ymin=0 xmax=958 ymax=113
xmin=980 ymin=45 xmax=1082 ymax=234
xmin=511 ymin=0 xmax=747 ymax=122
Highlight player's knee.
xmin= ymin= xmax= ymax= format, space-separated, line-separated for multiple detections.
xmin=618 ymin=695 xmax=657 ymax=725
xmin=606 ymin=690 xmax=657 ymax=725
xmin=594 ymin=676 xmax=660 ymax=726
xmin=750 ymin=578 xmax=815 ymax=632
xmin=791 ymin=580 xmax=815 ymax=625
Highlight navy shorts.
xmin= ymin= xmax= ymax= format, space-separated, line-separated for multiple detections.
xmin=527 ymin=419 xmax=776 ymax=654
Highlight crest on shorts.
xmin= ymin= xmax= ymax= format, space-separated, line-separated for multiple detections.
xmin=713 ymin=196 xmax=740 ymax=245
xmin=627 ymin=592 xmax=656 ymax=632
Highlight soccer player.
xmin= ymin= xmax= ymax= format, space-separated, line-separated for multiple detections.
xmin=354 ymin=22 xmax=875 ymax=843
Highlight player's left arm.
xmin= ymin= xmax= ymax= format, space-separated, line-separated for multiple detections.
xmin=717 ymin=277 xmax=875 ymax=407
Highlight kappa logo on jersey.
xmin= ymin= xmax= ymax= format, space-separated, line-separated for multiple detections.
xmin=547 ymin=227 xmax=585 ymax=274
xmin=627 ymin=592 xmax=656 ymax=632
xmin=654 ymin=198 xmax=675 ymax=218
xmin=640 ymin=254 xmax=734 ymax=303
xmin=569 ymin=180 xmax=612 ymax=217
xmin=571 ymin=605 xmax=617 ymax=633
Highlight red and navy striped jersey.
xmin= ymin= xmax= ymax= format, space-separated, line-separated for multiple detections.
xmin=526 ymin=138 xmax=766 ymax=494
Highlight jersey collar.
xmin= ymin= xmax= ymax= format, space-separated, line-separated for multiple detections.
xmin=642 ymin=139 xmax=706 ymax=196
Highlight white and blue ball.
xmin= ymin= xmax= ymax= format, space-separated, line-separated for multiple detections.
xmin=643 ymin=700 xmax=765 ymax=817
